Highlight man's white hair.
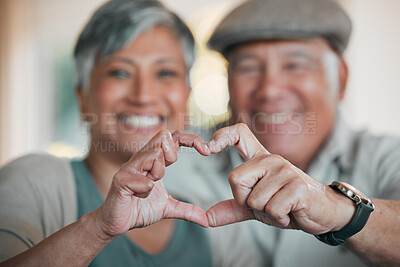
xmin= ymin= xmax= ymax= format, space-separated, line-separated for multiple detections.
xmin=323 ymin=51 xmax=341 ymax=98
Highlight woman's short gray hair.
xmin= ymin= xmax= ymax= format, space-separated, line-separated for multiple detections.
xmin=74 ymin=0 xmax=195 ymax=91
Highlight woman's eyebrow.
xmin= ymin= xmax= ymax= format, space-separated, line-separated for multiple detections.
xmin=104 ymin=57 xmax=134 ymax=65
xmin=102 ymin=56 xmax=183 ymax=66
xmin=155 ymin=58 xmax=180 ymax=64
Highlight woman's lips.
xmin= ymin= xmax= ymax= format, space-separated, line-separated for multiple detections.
xmin=118 ymin=114 xmax=165 ymax=132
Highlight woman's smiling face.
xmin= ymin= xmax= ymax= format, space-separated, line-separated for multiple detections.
xmin=79 ymin=26 xmax=189 ymax=160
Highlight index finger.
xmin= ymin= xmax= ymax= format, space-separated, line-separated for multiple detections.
xmin=138 ymin=129 xmax=178 ymax=166
xmin=172 ymin=131 xmax=211 ymax=156
xmin=207 ymin=123 xmax=269 ymax=161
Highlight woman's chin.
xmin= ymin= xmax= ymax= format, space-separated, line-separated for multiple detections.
xmin=116 ymin=135 xmax=154 ymax=153
xmin=119 ymin=123 xmax=164 ymax=136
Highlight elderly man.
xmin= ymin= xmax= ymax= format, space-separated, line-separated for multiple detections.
xmin=164 ymin=0 xmax=400 ymax=266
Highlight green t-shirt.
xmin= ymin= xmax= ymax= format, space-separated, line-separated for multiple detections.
xmin=71 ymin=160 xmax=212 ymax=267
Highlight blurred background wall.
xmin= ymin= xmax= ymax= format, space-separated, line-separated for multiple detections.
xmin=1 ymin=0 xmax=399 ymax=166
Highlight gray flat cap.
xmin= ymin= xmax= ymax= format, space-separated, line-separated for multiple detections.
xmin=208 ymin=0 xmax=352 ymax=57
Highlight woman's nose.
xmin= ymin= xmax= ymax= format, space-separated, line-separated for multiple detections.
xmin=127 ymin=72 xmax=158 ymax=106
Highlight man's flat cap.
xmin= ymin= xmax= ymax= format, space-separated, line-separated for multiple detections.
xmin=208 ymin=0 xmax=352 ymax=57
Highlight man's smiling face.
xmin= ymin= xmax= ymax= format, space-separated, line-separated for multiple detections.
xmin=227 ymin=38 xmax=347 ymax=170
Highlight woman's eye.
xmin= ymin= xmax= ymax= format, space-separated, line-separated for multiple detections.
xmin=158 ymin=70 xmax=177 ymax=78
xmin=109 ymin=69 xmax=131 ymax=79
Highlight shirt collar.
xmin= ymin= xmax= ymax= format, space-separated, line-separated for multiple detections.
xmin=307 ymin=111 xmax=357 ymax=176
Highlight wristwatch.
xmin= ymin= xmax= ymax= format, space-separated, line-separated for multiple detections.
xmin=315 ymin=181 xmax=375 ymax=246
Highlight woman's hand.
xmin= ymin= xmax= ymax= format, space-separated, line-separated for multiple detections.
xmin=94 ymin=129 xmax=211 ymax=238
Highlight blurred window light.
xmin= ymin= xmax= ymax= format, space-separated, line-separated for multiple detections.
xmin=193 ymin=74 xmax=229 ymax=115
xmin=47 ymin=142 xmax=84 ymax=159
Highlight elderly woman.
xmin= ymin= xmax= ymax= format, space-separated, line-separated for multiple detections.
xmin=0 ymin=0 xmax=214 ymax=265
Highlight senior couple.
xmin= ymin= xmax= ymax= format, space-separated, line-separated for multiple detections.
xmin=1 ymin=0 xmax=400 ymax=266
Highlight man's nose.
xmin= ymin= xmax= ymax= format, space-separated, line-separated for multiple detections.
xmin=256 ymin=70 xmax=283 ymax=101
xmin=128 ymin=72 xmax=158 ymax=105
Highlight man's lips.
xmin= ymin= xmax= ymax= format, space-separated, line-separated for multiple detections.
xmin=254 ymin=112 xmax=297 ymax=125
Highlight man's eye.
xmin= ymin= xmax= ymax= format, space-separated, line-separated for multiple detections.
xmin=284 ymin=62 xmax=305 ymax=71
xmin=158 ymin=70 xmax=177 ymax=78
xmin=235 ymin=65 xmax=262 ymax=75
xmin=109 ymin=69 xmax=131 ymax=79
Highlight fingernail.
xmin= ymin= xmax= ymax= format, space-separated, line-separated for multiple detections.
xmin=208 ymin=140 xmax=215 ymax=151
xmin=162 ymin=138 xmax=170 ymax=152
xmin=204 ymin=144 xmax=211 ymax=153
xmin=206 ymin=212 xmax=216 ymax=227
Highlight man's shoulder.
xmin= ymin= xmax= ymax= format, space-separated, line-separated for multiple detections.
xmin=358 ymin=131 xmax=400 ymax=170
xmin=350 ymin=130 xmax=400 ymax=164
xmin=342 ymin=130 xmax=400 ymax=196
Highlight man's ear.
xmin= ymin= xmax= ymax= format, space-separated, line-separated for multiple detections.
xmin=338 ymin=57 xmax=349 ymax=101
xmin=76 ymin=86 xmax=89 ymax=121
xmin=185 ymin=84 xmax=190 ymax=100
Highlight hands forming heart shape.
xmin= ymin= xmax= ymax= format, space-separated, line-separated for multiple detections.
xmin=95 ymin=129 xmax=211 ymax=237
xmin=95 ymin=123 xmax=355 ymax=239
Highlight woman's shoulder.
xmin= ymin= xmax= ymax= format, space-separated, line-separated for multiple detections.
xmin=0 ymin=153 xmax=77 ymax=225
xmin=0 ymin=153 xmax=78 ymax=259
xmin=1 ymin=152 xmax=68 ymax=168
xmin=0 ymin=153 xmax=71 ymax=182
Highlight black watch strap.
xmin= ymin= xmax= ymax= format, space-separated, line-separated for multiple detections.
xmin=315 ymin=186 xmax=374 ymax=246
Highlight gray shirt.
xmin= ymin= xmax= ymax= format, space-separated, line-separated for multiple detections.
xmin=164 ymin=115 xmax=400 ymax=266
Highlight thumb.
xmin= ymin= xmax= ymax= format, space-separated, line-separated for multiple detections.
xmin=163 ymin=197 xmax=209 ymax=228
xmin=206 ymin=199 xmax=255 ymax=227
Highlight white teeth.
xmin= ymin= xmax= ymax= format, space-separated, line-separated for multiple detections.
xmin=256 ymin=113 xmax=292 ymax=124
xmin=123 ymin=115 xmax=161 ymax=127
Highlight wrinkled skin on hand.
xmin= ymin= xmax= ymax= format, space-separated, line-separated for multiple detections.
xmin=95 ymin=130 xmax=211 ymax=238
xmin=206 ymin=123 xmax=354 ymax=235
xmin=93 ymin=124 xmax=353 ymax=238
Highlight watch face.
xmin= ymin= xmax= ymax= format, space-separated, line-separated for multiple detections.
xmin=335 ymin=182 xmax=373 ymax=207
xmin=341 ymin=183 xmax=368 ymax=199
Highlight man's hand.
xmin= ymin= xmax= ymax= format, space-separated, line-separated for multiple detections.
xmin=95 ymin=129 xmax=211 ymax=239
xmin=206 ymin=123 xmax=355 ymax=235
